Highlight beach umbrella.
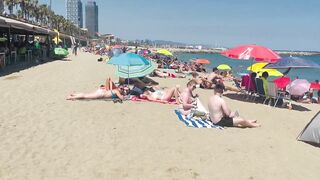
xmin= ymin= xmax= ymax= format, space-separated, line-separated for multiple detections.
xmin=247 ymin=62 xmax=282 ymax=77
xmin=194 ymin=59 xmax=210 ymax=65
xmin=113 ymin=45 xmax=122 ymax=49
xmin=264 ymin=56 xmax=320 ymax=69
xmin=287 ymin=79 xmax=310 ymax=96
xmin=257 ymin=69 xmax=283 ymax=77
xmin=273 ymin=76 xmax=291 ymax=88
xmin=310 ymin=82 xmax=320 ymax=90
xmin=138 ymin=49 xmax=151 ymax=56
xmin=217 ymin=64 xmax=232 ymax=71
xmin=54 ymin=48 xmax=69 ymax=56
xmin=157 ymin=49 xmax=173 ymax=56
xmin=247 ymin=63 xmax=268 ymax=72
xmin=221 ymin=44 xmax=281 ymax=63
xmin=107 ymin=53 xmax=150 ymax=66
xmin=116 ymin=61 xmax=157 ymax=78
xmin=111 ymin=48 xmax=123 ymax=57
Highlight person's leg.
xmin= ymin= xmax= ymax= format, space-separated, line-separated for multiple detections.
xmin=66 ymin=91 xmax=102 ymax=100
xmin=232 ymin=117 xmax=260 ymax=128
xmin=162 ymin=87 xmax=180 ymax=103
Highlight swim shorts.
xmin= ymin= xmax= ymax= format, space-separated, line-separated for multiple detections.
xmin=214 ymin=117 xmax=234 ymax=127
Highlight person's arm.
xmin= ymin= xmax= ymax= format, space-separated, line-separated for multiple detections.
xmin=182 ymin=93 xmax=196 ymax=109
xmin=114 ymin=90 xmax=124 ymax=100
xmin=220 ymin=99 xmax=231 ymax=117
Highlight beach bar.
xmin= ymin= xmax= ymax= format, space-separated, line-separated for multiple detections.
xmin=0 ymin=15 xmax=57 ymax=69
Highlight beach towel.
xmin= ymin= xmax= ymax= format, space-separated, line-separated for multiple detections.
xmin=174 ymin=98 xmax=223 ymax=129
xmin=130 ymin=96 xmax=178 ymax=104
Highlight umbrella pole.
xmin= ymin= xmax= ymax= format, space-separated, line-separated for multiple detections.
xmin=283 ymin=67 xmax=291 ymax=76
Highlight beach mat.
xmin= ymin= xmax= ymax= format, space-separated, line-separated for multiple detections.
xmin=174 ymin=110 xmax=223 ymax=129
xmin=130 ymin=96 xmax=178 ymax=104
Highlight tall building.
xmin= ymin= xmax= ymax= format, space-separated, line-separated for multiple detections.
xmin=66 ymin=0 xmax=83 ymax=27
xmin=85 ymin=0 xmax=98 ymax=37
xmin=0 ymin=0 xmax=4 ymax=13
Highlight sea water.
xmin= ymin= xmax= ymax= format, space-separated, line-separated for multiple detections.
xmin=176 ymin=53 xmax=320 ymax=82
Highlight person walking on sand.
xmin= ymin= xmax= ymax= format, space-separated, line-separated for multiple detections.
xmin=208 ymin=83 xmax=260 ymax=128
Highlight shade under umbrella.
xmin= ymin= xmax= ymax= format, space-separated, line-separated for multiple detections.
xmin=287 ymin=79 xmax=310 ymax=96
xmin=107 ymin=53 xmax=150 ymax=66
xmin=264 ymin=56 xmax=320 ymax=69
xmin=116 ymin=61 xmax=157 ymax=78
xmin=221 ymin=44 xmax=281 ymax=63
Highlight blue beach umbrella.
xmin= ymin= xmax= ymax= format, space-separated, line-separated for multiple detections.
xmin=107 ymin=53 xmax=150 ymax=66
xmin=107 ymin=53 xmax=151 ymax=84
xmin=264 ymin=56 xmax=320 ymax=75
xmin=116 ymin=61 xmax=157 ymax=78
xmin=264 ymin=56 xmax=320 ymax=69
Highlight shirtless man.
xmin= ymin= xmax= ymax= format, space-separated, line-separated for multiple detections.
xmin=180 ymin=80 xmax=198 ymax=115
xmin=208 ymin=83 xmax=260 ymax=128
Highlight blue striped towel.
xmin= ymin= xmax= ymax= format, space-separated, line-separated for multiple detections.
xmin=174 ymin=110 xmax=223 ymax=129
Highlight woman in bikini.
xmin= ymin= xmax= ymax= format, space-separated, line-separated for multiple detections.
xmin=140 ymin=85 xmax=181 ymax=104
xmin=66 ymin=78 xmax=129 ymax=101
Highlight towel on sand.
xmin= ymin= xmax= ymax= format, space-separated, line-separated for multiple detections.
xmin=175 ymin=98 xmax=223 ymax=129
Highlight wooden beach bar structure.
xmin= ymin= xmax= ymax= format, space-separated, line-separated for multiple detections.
xmin=0 ymin=15 xmax=58 ymax=70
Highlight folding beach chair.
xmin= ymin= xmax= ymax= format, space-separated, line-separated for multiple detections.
xmin=254 ymin=78 xmax=266 ymax=102
xmin=264 ymin=81 xmax=289 ymax=107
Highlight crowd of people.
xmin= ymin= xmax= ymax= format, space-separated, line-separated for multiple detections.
xmin=67 ymin=45 xmax=320 ymax=128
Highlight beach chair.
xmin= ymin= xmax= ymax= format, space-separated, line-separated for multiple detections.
xmin=254 ymin=78 xmax=266 ymax=102
xmin=264 ymin=81 xmax=288 ymax=107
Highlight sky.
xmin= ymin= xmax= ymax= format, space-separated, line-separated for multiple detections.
xmin=39 ymin=0 xmax=320 ymax=51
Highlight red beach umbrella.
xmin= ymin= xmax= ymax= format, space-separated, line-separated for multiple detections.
xmin=194 ymin=59 xmax=210 ymax=65
xmin=310 ymin=82 xmax=320 ymax=90
xmin=221 ymin=44 xmax=281 ymax=63
xmin=273 ymin=76 xmax=291 ymax=89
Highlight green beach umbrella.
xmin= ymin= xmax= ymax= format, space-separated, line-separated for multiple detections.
xmin=217 ymin=64 xmax=232 ymax=71
xmin=115 ymin=61 xmax=157 ymax=78
xmin=54 ymin=48 xmax=69 ymax=56
xmin=157 ymin=49 xmax=173 ymax=56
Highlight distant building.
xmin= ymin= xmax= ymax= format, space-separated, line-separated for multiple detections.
xmin=0 ymin=0 xmax=4 ymax=14
xmin=85 ymin=0 xmax=98 ymax=37
xmin=66 ymin=0 xmax=83 ymax=27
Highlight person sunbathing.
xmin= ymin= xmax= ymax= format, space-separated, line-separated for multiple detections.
xmin=153 ymin=69 xmax=186 ymax=78
xmin=140 ymin=86 xmax=181 ymax=104
xmin=208 ymin=83 xmax=260 ymax=128
xmin=66 ymin=78 xmax=129 ymax=101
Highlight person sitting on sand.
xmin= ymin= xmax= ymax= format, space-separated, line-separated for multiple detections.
xmin=140 ymin=85 xmax=181 ymax=104
xmin=180 ymin=80 xmax=198 ymax=115
xmin=66 ymin=78 xmax=129 ymax=101
xmin=208 ymin=83 xmax=260 ymax=128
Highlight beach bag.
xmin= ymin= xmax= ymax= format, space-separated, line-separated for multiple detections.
xmin=190 ymin=109 xmax=208 ymax=120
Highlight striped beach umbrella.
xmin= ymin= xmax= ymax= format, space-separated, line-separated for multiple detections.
xmin=116 ymin=61 xmax=157 ymax=78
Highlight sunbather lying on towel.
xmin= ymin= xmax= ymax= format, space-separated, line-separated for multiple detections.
xmin=153 ymin=69 xmax=186 ymax=78
xmin=66 ymin=78 xmax=129 ymax=101
xmin=208 ymin=83 xmax=260 ymax=128
xmin=140 ymin=85 xmax=181 ymax=104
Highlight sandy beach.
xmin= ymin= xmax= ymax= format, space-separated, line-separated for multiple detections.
xmin=0 ymin=52 xmax=320 ymax=180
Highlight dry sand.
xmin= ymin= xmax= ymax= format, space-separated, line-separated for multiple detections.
xmin=0 ymin=52 xmax=319 ymax=180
